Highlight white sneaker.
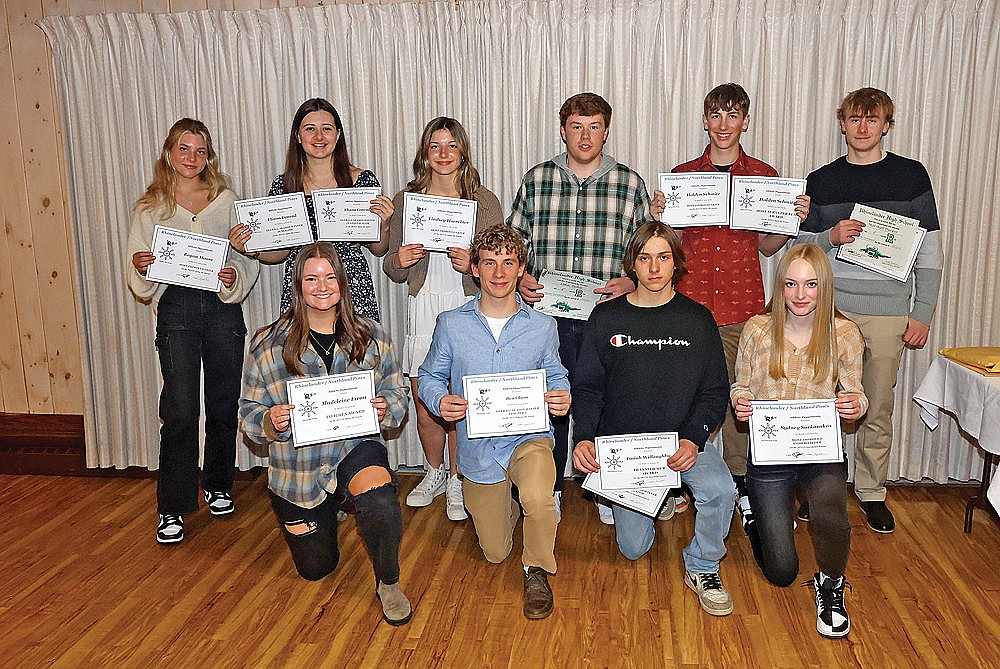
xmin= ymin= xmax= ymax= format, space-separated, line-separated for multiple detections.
xmin=596 ymin=500 xmax=615 ymax=525
xmin=657 ymin=495 xmax=677 ymax=521
xmin=684 ymin=570 xmax=734 ymax=616
xmin=553 ymin=491 xmax=562 ymax=523
xmin=406 ymin=465 xmax=448 ymax=507
xmin=446 ymin=475 xmax=468 ymax=521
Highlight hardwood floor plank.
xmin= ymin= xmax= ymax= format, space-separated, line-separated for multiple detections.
xmin=0 ymin=475 xmax=997 ymax=668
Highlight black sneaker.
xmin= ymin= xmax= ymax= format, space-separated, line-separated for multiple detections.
xmin=737 ymin=496 xmax=764 ymax=567
xmin=860 ymin=501 xmax=895 ymax=533
xmin=797 ymin=501 xmax=810 ymax=522
xmin=204 ymin=490 xmax=235 ymax=516
xmin=809 ymin=572 xmax=851 ymax=638
xmin=156 ymin=514 xmax=184 ymax=544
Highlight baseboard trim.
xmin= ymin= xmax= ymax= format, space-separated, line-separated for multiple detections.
xmin=0 ymin=413 xmax=261 ymax=479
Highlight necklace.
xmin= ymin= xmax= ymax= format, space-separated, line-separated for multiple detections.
xmin=309 ymin=330 xmax=336 ymax=357
xmin=306 ymin=174 xmax=337 ymax=190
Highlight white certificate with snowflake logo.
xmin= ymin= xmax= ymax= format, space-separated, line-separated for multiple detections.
xmin=749 ymin=399 xmax=844 ymax=465
xmin=657 ymin=172 xmax=730 ymax=227
xmin=728 ymin=177 xmax=806 ymax=235
xmin=286 ymin=371 xmax=379 ymax=448
xmin=234 ymin=193 xmax=314 ymax=252
xmin=596 ymin=432 xmax=680 ymax=491
xmin=402 ymin=193 xmax=477 ymax=252
xmin=312 ymin=188 xmax=382 ymax=242
xmin=581 ymin=472 xmax=671 ymax=518
xmin=145 ymin=225 xmax=228 ymax=292
xmin=835 ymin=203 xmax=925 ymax=282
xmin=462 ymin=370 xmax=548 ymax=439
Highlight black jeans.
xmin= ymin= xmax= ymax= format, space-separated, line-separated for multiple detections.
xmin=747 ymin=460 xmax=851 ymax=586
xmin=270 ymin=440 xmax=403 ymax=584
xmin=552 ymin=316 xmax=587 ymax=493
xmin=155 ymin=286 xmax=246 ymax=515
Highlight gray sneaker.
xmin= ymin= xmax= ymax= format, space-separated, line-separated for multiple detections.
xmin=376 ymin=581 xmax=413 ymax=626
xmin=684 ymin=570 xmax=733 ymax=616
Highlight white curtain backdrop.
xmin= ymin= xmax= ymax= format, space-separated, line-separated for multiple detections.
xmin=40 ymin=0 xmax=1000 ymax=481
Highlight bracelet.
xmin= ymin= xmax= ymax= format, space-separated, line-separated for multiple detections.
xmin=247 ymin=251 xmax=260 ymax=260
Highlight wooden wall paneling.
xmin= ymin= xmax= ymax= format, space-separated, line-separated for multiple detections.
xmin=140 ymin=0 xmax=171 ymax=13
xmin=2 ymin=1 xmax=56 ymax=413
xmin=168 ymin=0 xmax=210 ymax=12
xmin=102 ymin=1 xmax=134 ymax=13
xmin=11 ymin=0 xmax=84 ymax=415
xmin=67 ymin=1 xmax=111 ymax=16
xmin=0 ymin=4 xmax=29 ymax=414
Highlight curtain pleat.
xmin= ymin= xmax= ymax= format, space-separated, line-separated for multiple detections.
xmin=40 ymin=0 xmax=1000 ymax=480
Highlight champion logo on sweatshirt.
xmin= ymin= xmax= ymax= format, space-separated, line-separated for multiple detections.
xmin=609 ymin=333 xmax=691 ymax=349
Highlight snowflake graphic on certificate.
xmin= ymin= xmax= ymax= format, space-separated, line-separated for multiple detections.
xmin=321 ymin=204 xmax=336 ymax=221
xmin=759 ymin=416 xmax=779 ymax=438
xmin=158 ymin=241 xmax=175 ymax=260
xmin=247 ymin=211 xmax=261 ymax=232
xmin=410 ymin=207 xmax=426 ymax=229
xmin=739 ymin=190 xmax=755 ymax=209
xmin=665 ymin=186 xmax=682 ymax=205
xmin=474 ymin=389 xmax=491 ymax=412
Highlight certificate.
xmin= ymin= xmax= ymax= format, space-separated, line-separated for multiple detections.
xmin=657 ymin=172 xmax=730 ymax=227
xmin=581 ymin=472 xmax=670 ymax=518
xmin=145 ymin=225 xmax=228 ymax=292
xmin=729 ymin=177 xmax=806 ymax=235
xmin=402 ymin=193 xmax=477 ymax=252
xmin=312 ymin=188 xmax=382 ymax=242
xmin=286 ymin=371 xmax=379 ymax=448
xmin=749 ymin=399 xmax=844 ymax=465
xmin=533 ymin=269 xmax=605 ymax=321
xmin=234 ymin=193 xmax=314 ymax=252
xmin=462 ymin=370 xmax=548 ymax=439
xmin=597 ymin=432 xmax=681 ymax=491
xmin=835 ymin=203 xmax=925 ymax=282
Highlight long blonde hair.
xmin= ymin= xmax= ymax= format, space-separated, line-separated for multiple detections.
xmin=766 ymin=244 xmax=840 ymax=382
xmin=251 ymin=243 xmax=375 ymax=374
xmin=135 ymin=118 xmax=230 ymax=219
xmin=406 ymin=117 xmax=481 ymax=199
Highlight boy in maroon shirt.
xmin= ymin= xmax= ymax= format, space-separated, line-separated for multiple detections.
xmin=652 ymin=83 xmax=809 ymax=556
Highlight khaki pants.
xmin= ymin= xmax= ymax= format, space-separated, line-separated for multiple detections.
xmin=842 ymin=311 xmax=908 ymax=502
xmin=461 ymin=438 xmax=558 ymax=574
xmin=718 ymin=321 xmax=750 ymax=477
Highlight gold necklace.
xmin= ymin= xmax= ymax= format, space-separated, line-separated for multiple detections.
xmin=309 ymin=331 xmax=336 ymax=357
xmin=307 ymin=174 xmax=337 ymax=190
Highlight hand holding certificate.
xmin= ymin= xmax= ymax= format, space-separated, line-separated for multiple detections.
xmin=729 ymin=177 xmax=806 ymax=235
xmin=597 ymin=432 xmax=681 ymax=490
xmin=749 ymin=399 xmax=844 ymax=465
xmin=657 ymin=173 xmax=730 ymax=227
xmin=533 ymin=269 xmax=606 ymax=321
xmin=312 ymin=188 xmax=382 ymax=242
xmin=835 ymin=203 xmax=925 ymax=282
xmin=146 ymin=225 xmax=229 ymax=292
xmin=402 ymin=193 xmax=477 ymax=252
xmin=286 ymin=371 xmax=380 ymax=448
xmin=462 ymin=370 xmax=548 ymax=439
xmin=234 ymin=193 xmax=314 ymax=252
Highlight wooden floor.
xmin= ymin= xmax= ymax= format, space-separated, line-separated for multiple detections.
xmin=1 ymin=475 xmax=998 ymax=669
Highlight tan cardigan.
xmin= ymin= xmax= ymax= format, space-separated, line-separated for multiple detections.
xmin=381 ymin=187 xmax=505 ymax=296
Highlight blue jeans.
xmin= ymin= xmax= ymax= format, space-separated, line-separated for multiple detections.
xmin=612 ymin=443 xmax=735 ymax=572
xmin=155 ymin=286 xmax=246 ymax=515
xmin=747 ymin=460 xmax=850 ymax=586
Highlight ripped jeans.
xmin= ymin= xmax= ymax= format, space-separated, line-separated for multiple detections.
xmin=269 ymin=440 xmax=403 ymax=583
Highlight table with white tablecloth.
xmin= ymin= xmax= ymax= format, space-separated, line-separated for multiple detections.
xmin=913 ymin=354 xmax=1000 ymax=531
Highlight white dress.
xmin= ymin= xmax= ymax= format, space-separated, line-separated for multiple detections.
xmin=403 ymin=252 xmax=468 ymax=375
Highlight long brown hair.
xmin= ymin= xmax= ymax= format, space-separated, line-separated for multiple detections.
xmin=135 ymin=118 xmax=230 ymax=218
xmin=252 ymin=243 xmax=374 ymax=374
xmin=621 ymin=221 xmax=687 ymax=285
xmin=281 ymin=98 xmax=354 ymax=193
xmin=406 ymin=117 xmax=481 ymax=199
xmin=766 ymin=244 xmax=840 ymax=382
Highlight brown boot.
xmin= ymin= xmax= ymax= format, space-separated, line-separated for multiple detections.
xmin=523 ymin=566 xmax=554 ymax=619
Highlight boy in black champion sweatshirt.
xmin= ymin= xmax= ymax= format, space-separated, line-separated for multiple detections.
xmin=572 ymin=222 xmax=736 ymax=617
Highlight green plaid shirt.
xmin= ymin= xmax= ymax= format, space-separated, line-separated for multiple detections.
xmin=508 ymin=153 xmax=652 ymax=281
xmin=239 ymin=321 xmax=408 ymax=508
